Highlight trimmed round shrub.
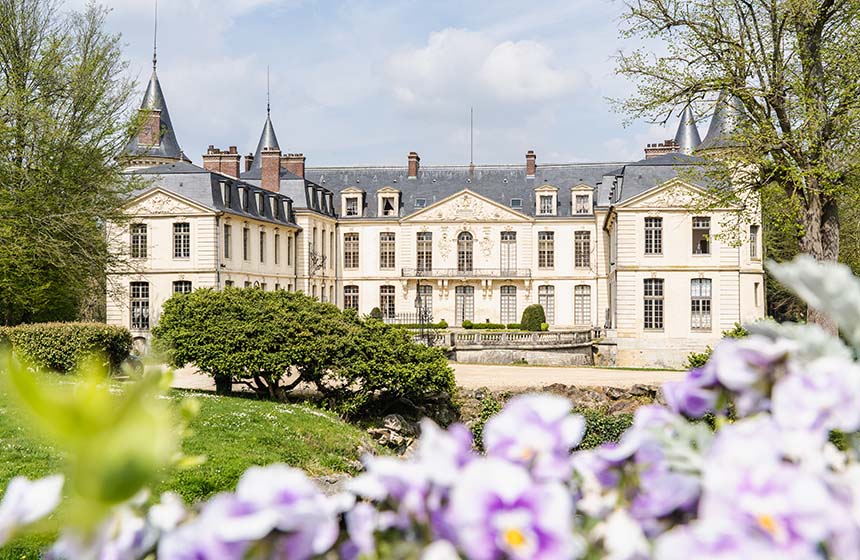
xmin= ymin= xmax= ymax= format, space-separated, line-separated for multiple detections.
xmin=438 ymin=319 xmax=448 ymax=329
xmin=462 ymin=320 xmax=473 ymax=329
xmin=0 ymin=322 xmax=132 ymax=373
xmin=369 ymin=307 xmax=383 ymax=320
xmin=520 ymin=304 xmax=546 ymax=331
xmin=540 ymin=322 xmax=549 ymax=331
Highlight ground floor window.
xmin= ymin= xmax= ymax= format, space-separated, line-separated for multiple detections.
xmin=574 ymin=285 xmax=590 ymax=325
xmin=644 ymin=278 xmax=664 ymax=330
xmin=380 ymin=285 xmax=396 ymax=318
xmin=691 ymin=278 xmax=712 ymax=330
xmin=344 ymin=285 xmax=358 ymax=310
xmin=455 ymin=286 xmax=474 ymax=325
xmin=130 ymin=282 xmax=149 ymax=330
xmin=416 ymin=284 xmax=433 ymax=322
xmin=172 ymin=280 xmax=192 ymax=294
xmin=500 ymin=285 xmax=517 ymax=324
xmin=538 ymin=285 xmax=555 ymax=325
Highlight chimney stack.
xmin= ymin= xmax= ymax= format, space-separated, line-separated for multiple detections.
xmin=281 ymin=153 xmax=306 ymax=179
xmin=138 ymin=109 xmax=162 ymax=147
xmin=245 ymin=153 xmax=254 ymax=173
xmin=644 ymin=139 xmax=679 ymax=159
xmin=408 ymin=151 xmax=420 ymax=179
xmin=202 ymin=145 xmax=241 ymax=177
xmin=526 ymin=150 xmax=536 ymax=177
xmin=261 ymin=147 xmax=281 ymax=192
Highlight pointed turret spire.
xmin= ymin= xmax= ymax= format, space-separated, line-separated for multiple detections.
xmin=122 ymin=0 xmax=188 ymax=167
xmin=673 ymin=105 xmax=701 ymax=155
xmin=250 ymin=70 xmax=281 ymax=171
xmin=697 ymin=93 xmax=744 ymax=151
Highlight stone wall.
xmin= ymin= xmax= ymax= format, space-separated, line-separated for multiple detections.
xmin=450 ymin=346 xmax=592 ymax=366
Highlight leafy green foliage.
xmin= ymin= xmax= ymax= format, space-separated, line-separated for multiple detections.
xmin=684 ymin=323 xmax=749 ymax=369
xmin=0 ymin=322 xmax=131 ymax=373
xmin=471 ymin=396 xmax=503 ymax=452
xmin=153 ymin=288 xmax=455 ymax=417
xmin=462 ymin=322 xmax=507 ymax=330
xmin=540 ymin=322 xmax=549 ymax=332
xmin=369 ymin=307 xmax=383 ymax=320
xmin=578 ymin=409 xmax=634 ymax=450
xmin=461 ymin=320 xmax=473 ymax=329
xmin=0 ymin=0 xmax=140 ymax=325
xmin=520 ymin=304 xmax=546 ymax=331
xmin=506 ymin=323 xmax=521 ymax=330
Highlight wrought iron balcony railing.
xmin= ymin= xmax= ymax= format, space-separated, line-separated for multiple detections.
xmin=401 ymin=267 xmax=532 ymax=278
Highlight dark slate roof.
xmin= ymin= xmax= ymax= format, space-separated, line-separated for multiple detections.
xmin=612 ymin=153 xmax=703 ymax=203
xmin=239 ymin=167 xmax=337 ymax=218
xmin=249 ymin=114 xmax=280 ymax=171
xmin=123 ymin=69 xmax=188 ymax=161
xmin=304 ymin=162 xmax=627 ymax=218
xmin=128 ymin=161 xmax=298 ymax=227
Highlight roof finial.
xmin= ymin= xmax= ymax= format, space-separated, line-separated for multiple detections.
xmin=152 ymin=0 xmax=158 ymax=70
xmin=266 ymin=65 xmax=270 ymax=116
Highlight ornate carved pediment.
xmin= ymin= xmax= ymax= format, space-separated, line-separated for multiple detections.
xmin=625 ymin=181 xmax=707 ymax=209
xmin=405 ymin=191 xmax=529 ymax=223
xmin=128 ymin=190 xmax=206 ymax=216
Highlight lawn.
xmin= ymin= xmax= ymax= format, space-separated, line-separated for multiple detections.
xmin=0 ymin=385 xmax=376 ymax=558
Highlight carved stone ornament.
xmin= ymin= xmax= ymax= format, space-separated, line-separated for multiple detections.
xmin=642 ymin=184 xmax=704 ymax=209
xmin=425 ymin=193 xmax=506 ymax=222
xmin=134 ymin=192 xmax=195 ymax=215
xmin=439 ymin=230 xmax=452 ymax=259
xmin=479 ymin=229 xmax=493 ymax=257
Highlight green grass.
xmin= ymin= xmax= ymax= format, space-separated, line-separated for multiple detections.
xmin=0 ymin=385 xmax=376 ymax=558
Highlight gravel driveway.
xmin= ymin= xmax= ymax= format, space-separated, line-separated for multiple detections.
xmin=172 ymin=363 xmax=685 ymax=391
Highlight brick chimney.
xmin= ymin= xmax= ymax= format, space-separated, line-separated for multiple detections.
xmin=645 ymin=139 xmax=679 ymax=159
xmin=281 ymin=153 xmax=306 ymax=179
xmin=245 ymin=153 xmax=254 ymax=173
xmin=526 ymin=150 xmax=536 ymax=177
xmin=408 ymin=151 xmax=420 ymax=179
xmin=202 ymin=146 xmax=241 ymax=178
xmin=261 ymin=147 xmax=282 ymax=192
xmin=138 ymin=109 xmax=161 ymax=147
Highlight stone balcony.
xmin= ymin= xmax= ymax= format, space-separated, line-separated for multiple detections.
xmin=400 ymin=267 xmax=532 ymax=279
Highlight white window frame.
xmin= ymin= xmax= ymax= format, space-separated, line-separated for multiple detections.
xmin=644 ymin=278 xmax=664 ymax=330
xmin=645 ymin=217 xmax=663 ymax=255
xmin=574 ymin=231 xmax=590 ymax=268
xmin=691 ymin=278 xmax=712 ymax=331
xmin=344 ymin=233 xmax=359 ymax=269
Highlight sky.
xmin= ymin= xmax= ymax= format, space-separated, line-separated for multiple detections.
xmin=74 ymin=0 xmax=685 ymax=167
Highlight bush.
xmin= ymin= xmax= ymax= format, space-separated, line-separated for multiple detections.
xmin=153 ymin=289 xmax=455 ymax=417
xmin=506 ymin=323 xmax=521 ymax=330
xmin=464 ymin=322 xmax=506 ymax=330
xmin=520 ymin=304 xmax=546 ymax=331
xmin=540 ymin=322 xmax=549 ymax=331
xmin=369 ymin=307 xmax=383 ymax=320
xmin=471 ymin=396 xmax=503 ymax=451
xmin=578 ymin=409 xmax=634 ymax=449
xmin=684 ymin=322 xmax=750 ymax=369
xmin=438 ymin=319 xmax=448 ymax=329
xmin=462 ymin=320 xmax=473 ymax=329
xmin=0 ymin=322 xmax=131 ymax=374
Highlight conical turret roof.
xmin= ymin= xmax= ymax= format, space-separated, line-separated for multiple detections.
xmin=673 ymin=106 xmax=701 ymax=155
xmin=698 ymin=93 xmax=744 ymax=151
xmin=250 ymin=114 xmax=280 ymax=170
xmin=124 ymin=68 xmax=187 ymax=162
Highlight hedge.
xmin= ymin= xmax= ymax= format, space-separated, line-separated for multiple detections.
xmin=0 ymin=322 xmax=132 ymax=374
xmin=462 ymin=322 xmax=507 ymax=330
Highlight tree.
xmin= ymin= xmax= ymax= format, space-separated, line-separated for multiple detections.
xmin=616 ymin=0 xmax=860 ymax=330
xmin=0 ymin=0 xmax=138 ymax=325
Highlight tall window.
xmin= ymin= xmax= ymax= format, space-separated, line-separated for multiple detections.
xmin=417 ymin=284 xmax=433 ymax=321
xmin=538 ymin=285 xmax=555 ymax=325
xmin=692 ymin=217 xmax=711 ymax=254
xmin=223 ymin=224 xmax=231 ymax=259
xmin=259 ymin=231 xmax=266 ymax=263
xmin=287 ymin=235 xmax=293 ymax=265
xmin=500 ymin=231 xmax=516 ymax=272
xmin=455 ymin=286 xmax=474 ymax=325
xmin=173 ymin=223 xmax=190 ymax=259
xmin=644 ymin=278 xmax=664 ymax=330
xmin=416 ymin=232 xmax=432 ymax=272
xmin=500 ymin=285 xmax=517 ymax=324
xmin=330 ymin=232 xmax=335 ymax=266
xmin=243 ymin=226 xmax=250 ymax=261
xmin=131 ymin=224 xmax=147 ymax=258
xmin=172 ymin=280 xmax=192 ymax=294
xmin=750 ymin=225 xmax=760 ymax=258
xmin=321 ymin=228 xmax=327 ymax=260
xmin=274 ymin=233 xmax=280 ymax=265
xmin=539 ymin=195 xmax=554 ymax=215
xmin=574 ymin=285 xmax=591 ymax=325
xmin=574 ymin=231 xmax=591 ymax=268
xmin=380 ymin=232 xmax=396 ymax=270
xmin=575 ymin=194 xmax=590 ymax=214
xmin=691 ymin=278 xmax=712 ymax=330
xmin=130 ymin=282 xmax=149 ymax=330
xmin=645 ymin=217 xmax=663 ymax=255
xmin=458 ymin=232 xmax=474 ymax=272
xmin=538 ymin=231 xmax=555 ymax=268
xmin=344 ymin=233 xmax=359 ymax=269
xmin=380 ymin=285 xmax=396 ymax=318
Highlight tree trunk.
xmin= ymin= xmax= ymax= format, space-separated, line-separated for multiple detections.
xmin=214 ymin=374 xmax=232 ymax=395
xmin=799 ymin=185 xmax=839 ymax=334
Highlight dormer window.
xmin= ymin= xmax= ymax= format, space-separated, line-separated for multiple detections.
xmin=256 ymin=192 xmax=265 ymax=213
xmin=341 ymin=187 xmax=364 ymax=218
xmin=539 ymin=195 xmax=553 ymax=215
xmin=535 ymin=185 xmax=558 ymax=216
xmin=241 ymin=187 xmax=249 ymax=211
xmin=571 ymin=185 xmax=593 ymax=215
xmin=510 ymin=198 xmax=523 ymax=209
xmin=346 ymin=197 xmax=359 ymax=216
xmin=414 ymin=198 xmax=427 ymax=209
xmin=376 ymin=187 xmax=401 ymax=218
xmin=221 ymin=181 xmax=232 ymax=207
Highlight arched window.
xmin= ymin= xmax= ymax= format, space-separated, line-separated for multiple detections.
xmin=458 ymin=232 xmax=473 ymax=272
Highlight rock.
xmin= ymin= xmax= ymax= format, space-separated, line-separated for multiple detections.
xmin=383 ymin=414 xmax=419 ymax=437
xmin=314 ymin=473 xmax=351 ymax=496
xmin=605 ymin=386 xmax=627 ymax=400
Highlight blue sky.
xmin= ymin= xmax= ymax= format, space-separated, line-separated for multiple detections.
xmin=86 ymin=0 xmax=681 ymax=166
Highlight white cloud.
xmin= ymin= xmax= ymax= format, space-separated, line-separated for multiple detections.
xmin=478 ymin=40 xmax=576 ymax=101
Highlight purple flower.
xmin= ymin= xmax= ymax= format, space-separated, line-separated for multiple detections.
xmin=447 ymin=458 xmax=575 ymax=560
xmin=772 ymin=357 xmax=860 ymax=434
xmin=415 ymin=420 xmax=474 ymax=487
xmin=50 ymin=506 xmax=156 ymax=560
xmin=483 ymin=394 xmax=585 ymax=481
xmin=662 ymin=367 xmax=719 ymax=418
xmin=0 ymin=474 xmax=63 ymax=546
xmin=655 ymin=520 xmax=808 ymax=560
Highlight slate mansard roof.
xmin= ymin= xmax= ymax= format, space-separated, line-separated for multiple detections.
xmin=128 ymin=161 xmax=299 ymax=227
xmin=303 ymin=152 xmax=702 ymax=219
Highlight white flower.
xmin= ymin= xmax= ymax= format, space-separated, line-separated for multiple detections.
xmin=0 ymin=474 xmax=64 ymax=545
